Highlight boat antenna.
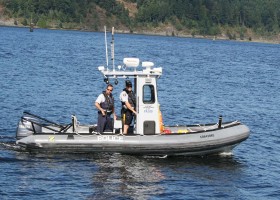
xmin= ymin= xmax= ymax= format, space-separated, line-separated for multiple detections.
xmin=111 ymin=27 xmax=115 ymax=71
xmin=104 ymin=26 xmax=109 ymax=70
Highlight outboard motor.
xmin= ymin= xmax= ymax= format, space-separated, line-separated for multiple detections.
xmin=16 ymin=117 xmax=42 ymax=140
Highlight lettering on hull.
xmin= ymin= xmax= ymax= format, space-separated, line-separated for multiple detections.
xmin=97 ymin=135 xmax=124 ymax=141
xmin=200 ymin=134 xmax=214 ymax=139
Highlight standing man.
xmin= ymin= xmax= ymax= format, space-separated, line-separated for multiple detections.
xmin=120 ymin=80 xmax=137 ymax=134
xmin=95 ymin=84 xmax=117 ymax=133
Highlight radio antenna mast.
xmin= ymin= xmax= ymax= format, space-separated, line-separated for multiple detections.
xmin=111 ymin=27 xmax=115 ymax=71
xmin=104 ymin=26 xmax=109 ymax=70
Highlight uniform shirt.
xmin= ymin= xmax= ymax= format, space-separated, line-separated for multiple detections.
xmin=120 ymin=91 xmax=129 ymax=103
xmin=95 ymin=93 xmax=106 ymax=104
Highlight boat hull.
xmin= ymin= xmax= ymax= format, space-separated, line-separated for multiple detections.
xmin=16 ymin=123 xmax=250 ymax=156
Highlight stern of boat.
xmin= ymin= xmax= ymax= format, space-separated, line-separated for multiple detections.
xmin=16 ymin=116 xmax=42 ymax=140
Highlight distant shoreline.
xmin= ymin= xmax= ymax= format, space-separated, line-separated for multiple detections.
xmin=1 ymin=19 xmax=279 ymax=45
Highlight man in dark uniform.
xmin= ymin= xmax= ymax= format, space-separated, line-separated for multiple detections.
xmin=119 ymin=80 xmax=137 ymax=134
xmin=95 ymin=84 xmax=117 ymax=133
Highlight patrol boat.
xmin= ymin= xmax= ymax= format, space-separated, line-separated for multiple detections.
xmin=16 ymin=57 xmax=250 ymax=156
xmin=16 ymin=28 xmax=250 ymax=156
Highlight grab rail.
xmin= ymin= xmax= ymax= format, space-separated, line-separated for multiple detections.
xmin=21 ymin=111 xmax=73 ymax=134
xmin=23 ymin=111 xmax=64 ymax=128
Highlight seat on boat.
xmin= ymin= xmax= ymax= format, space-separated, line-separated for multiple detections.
xmin=113 ymin=117 xmax=122 ymax=134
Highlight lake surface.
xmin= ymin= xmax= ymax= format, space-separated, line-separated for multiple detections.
xmin=0 ymin=26 xmax=280 ymax=199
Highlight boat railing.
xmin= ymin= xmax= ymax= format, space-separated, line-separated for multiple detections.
xmin=21 ymin=111 xmax=72 ymax=134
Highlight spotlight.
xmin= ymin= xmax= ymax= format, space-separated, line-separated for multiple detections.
xmin=104 ymin=77 xmax=109 ymax=84
xmin=114 ymin=79 xmax=118 ymax=85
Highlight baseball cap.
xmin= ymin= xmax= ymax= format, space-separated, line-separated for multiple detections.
xmin=126 ymin=80 xmax=132 ymax=87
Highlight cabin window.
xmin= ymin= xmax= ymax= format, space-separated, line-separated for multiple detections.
xmin=143 ymin=85 xmax=155 ymax=104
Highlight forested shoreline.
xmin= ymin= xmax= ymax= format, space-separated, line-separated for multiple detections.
xmin=1 ymin=0 xmax=280 ymax=43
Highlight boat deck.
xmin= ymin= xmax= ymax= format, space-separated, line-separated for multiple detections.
xmin=36 ymin=121 xmax=240 ymax=136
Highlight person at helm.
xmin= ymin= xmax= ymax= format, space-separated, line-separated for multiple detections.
xmin=120 ymin=80 xmax=137 ymax=134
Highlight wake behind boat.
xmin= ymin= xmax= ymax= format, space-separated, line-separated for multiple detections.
xmin=15 ymin=27 xmax=250 ymax=156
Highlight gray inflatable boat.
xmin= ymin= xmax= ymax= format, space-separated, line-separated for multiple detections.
xmin=16 ymin=111 xmax=249 ymax=156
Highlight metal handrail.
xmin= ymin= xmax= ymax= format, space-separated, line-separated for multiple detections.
xmin=21 ymin=111 xmax=73 ymax=134
xmin=23 ymin=111 xmax=64 ymax=128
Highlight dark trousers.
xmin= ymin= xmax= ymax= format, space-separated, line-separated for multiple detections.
xmin=97 ymin=113 xmax=113 ymax=133
xmin=122 ymin=110 xmax=134 ymax=125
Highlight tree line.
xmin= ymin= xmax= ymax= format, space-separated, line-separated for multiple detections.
xmin=1 ymin=0 xmax=130 ymax=29
xmin=1 ymin=0 xmax=280 ymax=37
xmin=135 ymin=0 xmax=280 ymax=36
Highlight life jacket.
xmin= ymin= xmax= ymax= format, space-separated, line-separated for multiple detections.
xmin=122 ymin=88 xmax=136 ymax=109
xmin=100 ymin=91 xmax=114 ymax=112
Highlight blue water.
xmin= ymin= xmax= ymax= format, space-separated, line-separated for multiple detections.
xmin=1 ymin=26 xmax=280 ymax=199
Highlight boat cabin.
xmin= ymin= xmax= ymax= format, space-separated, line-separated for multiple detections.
xmin=98 ymin=58 xmax=163 ymax=135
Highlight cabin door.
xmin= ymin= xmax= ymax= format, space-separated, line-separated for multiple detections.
xmin=136 ymin=76 xmax=160 ymax=135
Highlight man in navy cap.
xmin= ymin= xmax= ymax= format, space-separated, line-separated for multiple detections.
xmin=120 ymin=80 xmax=137 ymax=134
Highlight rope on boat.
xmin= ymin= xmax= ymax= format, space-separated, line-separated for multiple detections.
xmin=189 ymin=120 xmax=238 ymax=132
xmin=195 ymin=123 xmax=211 ymax=131
xmin=224 ymin=120 xmax=239 ymax=127
xmin=72 ymin=121 xmax=240 ymax=137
